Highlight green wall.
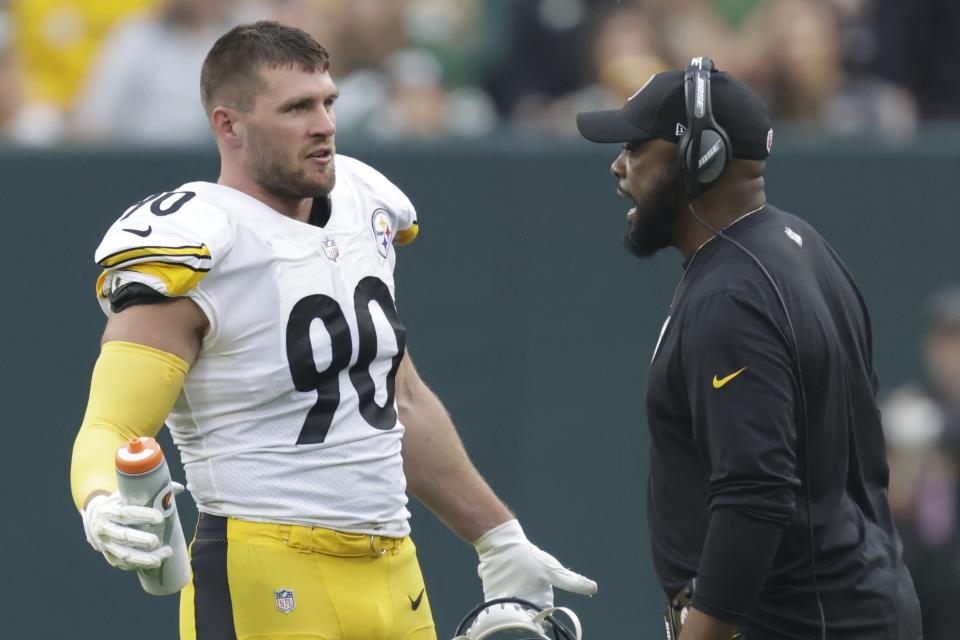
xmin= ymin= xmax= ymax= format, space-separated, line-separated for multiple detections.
xmin=3 ymin=138 xmax=957 ymax=638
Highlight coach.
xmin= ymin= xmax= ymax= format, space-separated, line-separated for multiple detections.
xmin=576 ymin=58 xmax=923 ymax=640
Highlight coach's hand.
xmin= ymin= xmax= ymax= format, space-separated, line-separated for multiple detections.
xmin=81 ymin=484 xmax=184 ymax=570
xmin=474 ymin=519 xmax=597 ymax=608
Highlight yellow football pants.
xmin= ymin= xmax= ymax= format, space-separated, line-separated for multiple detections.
xmin=180 ymin=513 xmax=437 ymax=640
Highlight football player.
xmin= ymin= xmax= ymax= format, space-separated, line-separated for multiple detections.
xmin=70 ymin=21 xmax=596 ymax=640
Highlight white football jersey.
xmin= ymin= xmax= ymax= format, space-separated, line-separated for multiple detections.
xmin=94 ymin=155 xmax=419 ymax=537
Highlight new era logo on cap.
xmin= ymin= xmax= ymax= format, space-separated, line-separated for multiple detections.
xmin=676 ymin=123 xmax=686 ymax=137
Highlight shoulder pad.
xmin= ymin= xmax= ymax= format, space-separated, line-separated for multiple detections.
xmin=337 ymin=155 xmax=419 ymax=245
xmin=94 ymin=187 xmax=232 ymax=299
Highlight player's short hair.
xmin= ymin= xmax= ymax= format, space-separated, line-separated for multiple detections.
xmin=200 ymin=21 xmax=330 ymax=115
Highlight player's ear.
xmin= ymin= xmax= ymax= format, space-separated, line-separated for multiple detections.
xmin=211 ymin=106 xmax=244 ymax=148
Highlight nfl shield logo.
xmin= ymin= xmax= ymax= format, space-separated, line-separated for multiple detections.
xmin=321 ymin=237 xmax=339 ymax=262
xmin=371 ymin=209 xmax=393 ymax=258
xmin=275 ymin=588 xmax=296 ymax=614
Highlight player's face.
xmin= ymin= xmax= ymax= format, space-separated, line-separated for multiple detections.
xmin=610 ymin=138 xmax=683 ymax=258
xmin=243 ymin=67 xmax=339 ymax=200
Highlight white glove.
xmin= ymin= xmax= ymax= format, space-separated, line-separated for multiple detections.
xmin=474 ymin=519 xmax=597 ymax=609
xmin=81 ymin=483 xmax=184 ymax=570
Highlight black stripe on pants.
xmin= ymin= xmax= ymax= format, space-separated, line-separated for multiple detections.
xmin=191 ymin=513 xmax=237 ymax=640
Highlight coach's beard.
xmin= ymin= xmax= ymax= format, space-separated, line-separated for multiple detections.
xmin=623 ymin=170 xmax=683 ymax=258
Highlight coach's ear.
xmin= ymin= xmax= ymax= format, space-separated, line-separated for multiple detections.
xmin=211 ymin=106 xmax=244 ymax=148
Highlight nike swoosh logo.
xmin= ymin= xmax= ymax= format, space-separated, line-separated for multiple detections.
xmin=122 ymin=225 xmax=153 ymax=237
xmin=409 ymin=588 xmax=425 ymax=611
xmin=712 ymin=367 xmax=747 ymax=389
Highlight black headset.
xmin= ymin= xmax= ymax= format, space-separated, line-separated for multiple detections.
xmin=678 ymin=56 xmax=827 ymax=640
xmin=677 ymin=56 xmax=733 ymax=199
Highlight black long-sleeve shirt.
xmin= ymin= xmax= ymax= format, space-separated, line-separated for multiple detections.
xmin=646 ymin=205 xmax=922 ymax=639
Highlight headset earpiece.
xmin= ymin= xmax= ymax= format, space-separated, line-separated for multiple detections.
xmin=685 ymin=129 xmax=726 ymax=184
xmin=679 ymin=56 xmax=732 ymax=199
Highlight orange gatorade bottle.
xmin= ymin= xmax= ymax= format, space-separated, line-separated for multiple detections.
xmin=115 ymin=437 xmax=190 ymax=595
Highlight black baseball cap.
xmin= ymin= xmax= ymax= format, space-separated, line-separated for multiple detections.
xmin=576 ymin=69 xmax=773 ymax=160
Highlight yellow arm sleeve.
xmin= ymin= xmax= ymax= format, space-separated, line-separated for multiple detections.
xmin=70 ymin=341 xmax=189 ymax=510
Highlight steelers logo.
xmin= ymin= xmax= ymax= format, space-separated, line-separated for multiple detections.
xmin=371 ymin=209 xmax=393 ymax=258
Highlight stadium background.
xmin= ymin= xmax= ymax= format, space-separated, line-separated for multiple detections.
xmin=3 ymin=1 xmax=960 ymax=638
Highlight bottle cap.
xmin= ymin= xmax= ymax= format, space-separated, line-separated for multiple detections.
xmin=116 ymin=437 xmax=164 ymax=474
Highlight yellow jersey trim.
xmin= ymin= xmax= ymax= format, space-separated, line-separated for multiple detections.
xmin=125 ymin=262 xmax=207 ymax=296
xmin=95 ymin=271 xmax=108 ymax=298
xmin=394 ymin=223 xmax=419 ymax=246
xmin=99 ymin=244 xmax=212 ymax=269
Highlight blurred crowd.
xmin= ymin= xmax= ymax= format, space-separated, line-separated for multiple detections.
xmin=0 ymin=0 xmax=958 ymax=146
xmin=883 ymin=287 xmax=960 ymax=640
